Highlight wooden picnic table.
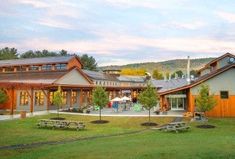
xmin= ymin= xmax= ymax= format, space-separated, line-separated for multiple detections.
xmin=37 ymin=119 xmax=85 ymax=131
xmin=163 ymin=121 xmax=190 ymax=133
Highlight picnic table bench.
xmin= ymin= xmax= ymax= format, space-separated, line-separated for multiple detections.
xmin=37 ymin=119 xmax=85 ymax=131
xmin=161 ymin=122 xmax=190 ymax=133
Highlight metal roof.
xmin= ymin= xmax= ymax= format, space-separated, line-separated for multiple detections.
xmin=151 ymin=78 xmax=188 ymax=93
xmin=82 ymin=69 xmax=118 ymax=81
xmin=0 ymin=70 xmax=68 ymax=84
xmin=118 ymin=75 xmax=146 ymax=83
xmin=0 ymin=56 xmax=75 ymax=67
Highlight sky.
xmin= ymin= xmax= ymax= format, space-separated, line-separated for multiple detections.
xmin=1 ymin=0 xmax=235 ymax=66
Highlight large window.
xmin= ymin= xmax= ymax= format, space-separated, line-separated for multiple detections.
xmin=34 ymin=91 xmax=44 ymax=106
xmin=71 ymin=91 xmax=77 ymax=104
xmin=49 ymin=92 xmax=54 ymax=105
xmin=220 ymin=91 xmax=229 ymax=99
xmin=30 ymin=65 xmax=40 ymax=71
xmin=42 ymin=64 xmax=52 ymax=71
xmin=19 ymin=91 xmax=29 ymax=106
xmin=55 ymin=64 xmax=67 ymax=70
xmin=62 ymin=91 xmax=68 ymax=105
xmin=5 ymin=67 xmax=14 ymax=72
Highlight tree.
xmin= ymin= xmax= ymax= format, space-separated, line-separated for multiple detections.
xmin=59 ymin=49 xmax=68 ymax=56
xmin=0 ymin=89 xmax=8 ymax=104
xmin=138 ymin=84 xmax=158 ymax=125
xmin=195 ymin=84 xmax=217 ymax=119
xmin=0 ymin=47 xmax=18 ymax=60
xmin=190 ymin=70 xmax=198 ymax=78
xmin=171 ymin=70 xmax=183 ymax=79
xmin=92 ymin=86 xmax=109 ymax=122
xmin=52 ymin=86 xmax=63 ymax=119
xmin=121 ymin=68 xmax=146 ymax=76
xmin=152 ymin=69 xmax=164 ymax=80
xmin=79 ymin=54 xmax=97 ymax=71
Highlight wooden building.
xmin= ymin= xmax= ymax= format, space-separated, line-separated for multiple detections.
xmin=155 ymin=53 xmax=235 ymax=117
xmin=0 ymin=56 xmax=146 ymax=114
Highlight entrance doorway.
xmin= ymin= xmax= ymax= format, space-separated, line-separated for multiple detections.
xmin=166 ymin=94 xmax=186 ymax=110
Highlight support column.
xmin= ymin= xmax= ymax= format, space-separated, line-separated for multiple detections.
xmin=47 ymin=91 xmax=50 ymax=111
xmin=70 ymin=89 xmax=72 ymax=109
xmin=10 ymin=87 xmax=14 ymax=115
xmin=30 ymin=89 xmax=34 ymax=113
xmin=79 ymin=89 xmax=83 ymax=107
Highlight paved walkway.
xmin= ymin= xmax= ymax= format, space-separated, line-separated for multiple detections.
xmin=58 ymin=108 xmax=184 ymax=117
xmin=0 ymin=110 xmax=57 ymax=121
xmin=0 ymin=108 xmax=184 ymax=121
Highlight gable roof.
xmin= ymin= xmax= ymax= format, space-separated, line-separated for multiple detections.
xmin=159 ymin=63 xmax=235 ymax=95
xmin=199 ymin=53 xmax=235 ymax=72
xmin=0 ymin=56 xmax=76 ymax=67
xmin=82 ymin=69 xmax=118 ymax=81
xmin=0 ymin=68 xmax=92 ymax=86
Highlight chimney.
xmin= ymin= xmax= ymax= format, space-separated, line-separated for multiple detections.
xmin=187 ymin=56 xmax=191 ymax=84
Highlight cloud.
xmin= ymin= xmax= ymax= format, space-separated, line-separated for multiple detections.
xmin=16 ymin=0 xmax=50 ymax=8
xmin=37 ymin=18 xmax=75 ymax=29
xmin=217 ymin=11 xmax=235 ymax=23
xmin=171 ymin=21 xmax=206 ymax=30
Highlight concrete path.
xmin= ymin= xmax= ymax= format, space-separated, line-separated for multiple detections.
xmin=0 ymin=110 xmax=57 ymax=121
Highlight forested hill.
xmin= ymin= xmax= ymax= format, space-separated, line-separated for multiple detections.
xmin=100 ymin=57 xmax=215 ymax=73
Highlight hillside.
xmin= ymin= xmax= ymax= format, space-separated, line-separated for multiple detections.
xmin=100 ymin=57 xmax=214 ymax=74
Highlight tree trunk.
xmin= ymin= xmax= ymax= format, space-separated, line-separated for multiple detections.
xmin=148 ymin=109 xmax=151 ymax=123
xmin=99 ymin=107 xmax=101 ymax=121
xmin=57 ymin=106 xmax=59 ymax=118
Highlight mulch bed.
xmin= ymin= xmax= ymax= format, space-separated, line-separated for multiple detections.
xmin=90 ymin=120 xmax=109 ymax=124
xmin=196 ymin=124 xmax=216 ymax=129
xmin=50 ymin=117 xmax=66 ymax=120
xmin=141 ymin=122 xmax=158 ymax=126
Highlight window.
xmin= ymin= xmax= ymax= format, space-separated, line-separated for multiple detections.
xmin=62 ymin=91 xmax=68 ymax=105
xmin=49 ymin=92 xmax=54 ymax=105
xmin=5 ymin=67 xmax=14 ymax=72
xmin=220 ymin=91 xmax=229 ymax=99
xmin=35 ymin=91 xmax=44 ymax=106
xmin=42 ymin=64 xmax=52 ymax=70
xmin=71 ymin=91 xmax=77 ymax=104
xmin=30 ymin=65 xmax=39 ymax=71
xmin=55 ymin=64 xmax=67 ymax=70
xmin=20 ymin=91 xmax=29 ymax=106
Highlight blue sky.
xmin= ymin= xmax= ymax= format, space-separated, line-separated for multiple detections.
xmin=1 ymin=0 xmax=235 ymax=66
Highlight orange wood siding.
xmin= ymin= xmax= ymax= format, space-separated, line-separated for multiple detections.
xmin=191 ymin=95 xmax=235 ymax=117
xmin=205 ymin=95 xmax=235 ymax=117
xmin=67 ymin=57 xmax=82 ymax=69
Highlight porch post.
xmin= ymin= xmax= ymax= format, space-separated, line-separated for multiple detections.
xmin=70 ymin=89 xmax=72 ymax=109
xmin=10 ymin=87 xmax=14 ymax=115
xmin=30 ymin=88 xmax=34 ymax=113
xmin=187 ymin=89 xmax=194 ymax=113
xmin=46 ymin=90 xmax=50 ymax=111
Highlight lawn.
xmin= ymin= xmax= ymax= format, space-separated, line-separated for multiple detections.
xmin=0 ymin=114 xmax=235 ymax=159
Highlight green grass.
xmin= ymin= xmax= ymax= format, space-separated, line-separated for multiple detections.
xmin=0 ymin=114 xmax=235 ymax=159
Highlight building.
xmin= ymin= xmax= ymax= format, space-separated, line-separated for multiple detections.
xmin=155 ymin=53 xmax=235 ymax=117
xmin=0 ymin=56 xmax=146 ymax=114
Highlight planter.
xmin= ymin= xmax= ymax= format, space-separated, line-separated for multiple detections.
xmin=20 ymin=111 xmax=26 ymax=119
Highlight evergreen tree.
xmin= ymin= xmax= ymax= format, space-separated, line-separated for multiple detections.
xmin=80 ymin=54 xmax=98 ymax=71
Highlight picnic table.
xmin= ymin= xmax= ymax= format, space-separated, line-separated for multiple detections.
xmin=162 ymin=122 xmax=190 ymax=133
xmin=37 ymin=119 xmax=85 ymax=131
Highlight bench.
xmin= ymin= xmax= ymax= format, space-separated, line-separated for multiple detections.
xmin=37 ymin=119 xmax=85 ymax=131
xmin=161 ymin=122 xmax=190 ymax=133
